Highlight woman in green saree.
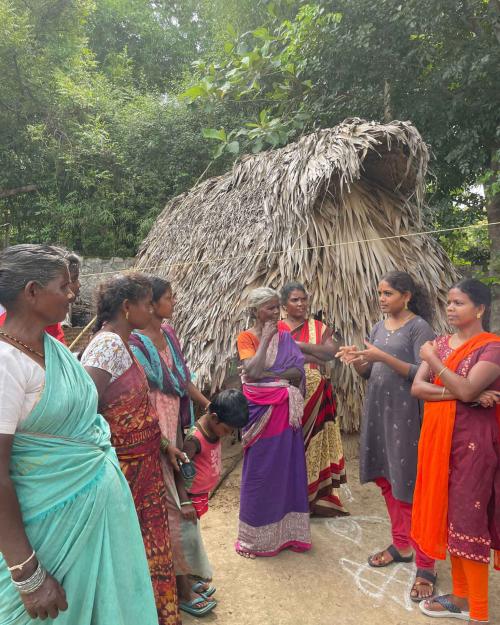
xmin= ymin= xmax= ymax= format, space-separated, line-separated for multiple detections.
xmin=0 ymin=244 xmax=158 ymax=624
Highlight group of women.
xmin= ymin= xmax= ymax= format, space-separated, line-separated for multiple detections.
xmin=236 ymin=272 xmax=499 ymax=624
xmin=0 ymin=244 xmax=216 ymax=625
xmin=0 ymin=242 xmax=498 ymax=625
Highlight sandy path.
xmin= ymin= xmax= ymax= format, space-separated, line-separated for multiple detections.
xmin=182 ymin=458 xmax=499 ymax=625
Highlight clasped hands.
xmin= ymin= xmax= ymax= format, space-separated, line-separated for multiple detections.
xmin=335 ymin=340 xmax=385 ymax=366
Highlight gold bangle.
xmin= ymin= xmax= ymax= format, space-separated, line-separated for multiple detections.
xmin=160 ymin=437 xmax=170 ymax=453
xmin=437 ymin=366 xmax=447 ymax=378
xmin=441 ymin=387 xmax=446 ymax=398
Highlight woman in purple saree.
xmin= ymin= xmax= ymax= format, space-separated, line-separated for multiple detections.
xmin=236 ymin=288 xmax=311 ymax=557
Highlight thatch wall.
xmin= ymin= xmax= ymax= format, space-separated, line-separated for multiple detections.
xmin=136 ymin=118 xmax=458 ymax=432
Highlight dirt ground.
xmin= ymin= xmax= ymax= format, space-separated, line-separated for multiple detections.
xmin=183 ymin=453 xmax=499 ymax=625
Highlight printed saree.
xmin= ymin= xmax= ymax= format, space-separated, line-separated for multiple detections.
xmin=278 ymin=318 xmax=348 ymax=516
xmin=130 ymin=329 xmax=212 ymax=580
xmin=412 ymin=332 xmax=500 ymax=570
xmin=236 ymin=330 xmax=311 ymax=556
xmin=99 ymin=356 xmax=180 ymax=625
xmin=0 ymin=335 xmax=158 ymax=625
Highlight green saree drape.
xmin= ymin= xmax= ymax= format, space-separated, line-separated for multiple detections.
xmin=0 ymin=335 xmax=158 ymax=625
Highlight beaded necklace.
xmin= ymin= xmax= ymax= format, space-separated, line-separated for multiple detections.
xmin=0 ymin=330 xmax=44 ymax=359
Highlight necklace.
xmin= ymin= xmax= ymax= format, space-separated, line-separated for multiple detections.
xmin=197 ymin=420 xmax=218 ymax=441
xmin=0 ymin=330 xmax=44 ymax=359
xmin=386 ymin=312 xmax=414 ymax=334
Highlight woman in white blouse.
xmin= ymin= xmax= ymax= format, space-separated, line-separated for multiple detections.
xmin=0 ymin=245 xmax=158 ymax=625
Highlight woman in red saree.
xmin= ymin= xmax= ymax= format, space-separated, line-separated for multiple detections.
xmin=412 ymin=279 xmax=500 ymax=623
xmin=82 ymin=273 xmax=180 ymax=625
xmin=278 ymin=282 xmax=348 ymax=517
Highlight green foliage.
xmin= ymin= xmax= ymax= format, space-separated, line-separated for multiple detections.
xmin=183 ymin=0 xmax=500 ymax=263
xmin=0 ymin=0 xmax=498 ymax=263
xmin=182 ymin=3 xmax=340 ymax=156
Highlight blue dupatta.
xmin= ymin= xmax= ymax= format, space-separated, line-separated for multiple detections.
xmin=130 ymin=324 xmax=195 ymax=428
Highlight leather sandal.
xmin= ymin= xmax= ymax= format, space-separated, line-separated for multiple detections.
xmin=410 ymin=568 xmax=437 ymax=602
xmin=367 ymin=544 xmax=414 ymax=568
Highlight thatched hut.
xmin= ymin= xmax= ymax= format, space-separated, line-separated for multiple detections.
xmin=136 ymin=118 xmax=457 ymax=432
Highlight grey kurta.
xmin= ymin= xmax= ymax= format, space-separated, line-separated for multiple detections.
xmin=359 ymin=316 xmax=435 ymax=503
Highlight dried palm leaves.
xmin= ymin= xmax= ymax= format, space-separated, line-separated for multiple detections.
xmin=136 ymin=118 xmax=457 ymax=432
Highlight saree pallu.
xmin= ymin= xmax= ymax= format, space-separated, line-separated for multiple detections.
xmin=236 ymin=331 xmax=311 ymax=556
xmin=0 ymin=336 xmax=158 ymax=625
xmin=149 ymin=383 xmax=212 ymax=579
xmin=412 ymin=333 xmax=500 ymax=570
xmin=101 ymin=360 xmax=180 ymax=625
xmin=130 ymin=324 xmax=194 ymax=428
xmin=279 ymin=319 xmax=348 ymax=516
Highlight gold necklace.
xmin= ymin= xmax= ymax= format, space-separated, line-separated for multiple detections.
xmin=0 ymin=330 xmax=44 ymax=359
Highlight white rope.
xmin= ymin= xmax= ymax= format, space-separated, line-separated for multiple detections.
xmin=80 ymin=221 xmax=499 ymax=279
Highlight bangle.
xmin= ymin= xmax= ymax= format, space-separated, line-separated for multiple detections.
xmin=11 ymin=561 xmax=47 ymax=594
xmin=180 ymin=501 xmax=192 ymax=507
xmin=437 ymin=366 xmax=448 ymax=378
xmin=441 ymin=387 xmax=446 ymax=398
xmin=160 ymin=437 xmax=170 ymax=453
xmin=7 ymin=550 xmax=36 ymax=573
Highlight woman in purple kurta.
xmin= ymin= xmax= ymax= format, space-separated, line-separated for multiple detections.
xmin=236 ymin=288 xmax=311 ymax=557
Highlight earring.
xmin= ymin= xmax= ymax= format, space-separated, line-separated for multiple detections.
xmin=404 ymin=302 xmax=408 ymax=310
xmin=477 ymin=313 xmax=482 ymax=319
xmin=126 ymin=311 xmax=129 ymax=321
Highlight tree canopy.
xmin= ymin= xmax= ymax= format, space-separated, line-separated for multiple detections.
xmin=1 ymin=0 xmax=498 ymax=272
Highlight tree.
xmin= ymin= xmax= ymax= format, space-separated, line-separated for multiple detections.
xmin=184 ymin=0 xmax=500 ymax=326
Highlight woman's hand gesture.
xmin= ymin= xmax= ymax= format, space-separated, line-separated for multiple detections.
xmin=419 ymin=340 xmax=439 ymax=363
xmin=261 ymin=321 xmax=278 ymax=343
xmin=21 ymin=573 xmax=68 ymax=620
xmin=335 ymin=345 xmax=359 ymax=364
xmin=351 ymin=340 xmax=386 ymax=364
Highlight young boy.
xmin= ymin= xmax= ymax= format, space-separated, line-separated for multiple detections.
xmin=183 ymin=389 xmax=249 ymax=518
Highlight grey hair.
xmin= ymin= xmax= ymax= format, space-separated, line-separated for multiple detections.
xmin=0 ymin=244 xmax=68 ymax=309
xmin=247 ymin=287 xmax=279 ymax=310
xmin=52 ymin=246 xmax=81 ymax=276
xmin=280 ymin=281 xmax=307 ymax=306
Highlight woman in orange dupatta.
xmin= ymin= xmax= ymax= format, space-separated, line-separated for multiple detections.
xmin=412 ymin=279 xmax=500 ymax=623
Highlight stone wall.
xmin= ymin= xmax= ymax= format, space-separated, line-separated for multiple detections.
xmin=72 ymin=257 xmax=134 ymax=326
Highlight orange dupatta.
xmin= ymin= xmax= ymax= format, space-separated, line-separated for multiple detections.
xmin=411 ymin=332 xmax=500 ymax=570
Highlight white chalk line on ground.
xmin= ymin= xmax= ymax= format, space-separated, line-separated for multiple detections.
xmin=340 ymin=558 xmax=416 ymax=612
xmin=320 ymin=515 xmax=419 ymax=612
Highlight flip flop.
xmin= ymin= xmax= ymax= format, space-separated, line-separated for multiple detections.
xmin=419 ymin=595 xmax=470 ymax=620
xmin=179 ymin=596 xmax=217 ymax=617
xmin=410 ymin=568 xmax=437 ymax=603
xmin=192 ymin=581 xmax=216 ymax=598
xmin=368 ymin=544 xmax=414 ymax=568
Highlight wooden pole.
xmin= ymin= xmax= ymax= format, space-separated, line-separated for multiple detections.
xmin=68 ymin=315 xmax=96 ymax=351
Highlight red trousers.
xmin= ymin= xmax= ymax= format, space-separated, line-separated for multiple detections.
xmin=375 ymin=477 xmax=434 ymax=570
